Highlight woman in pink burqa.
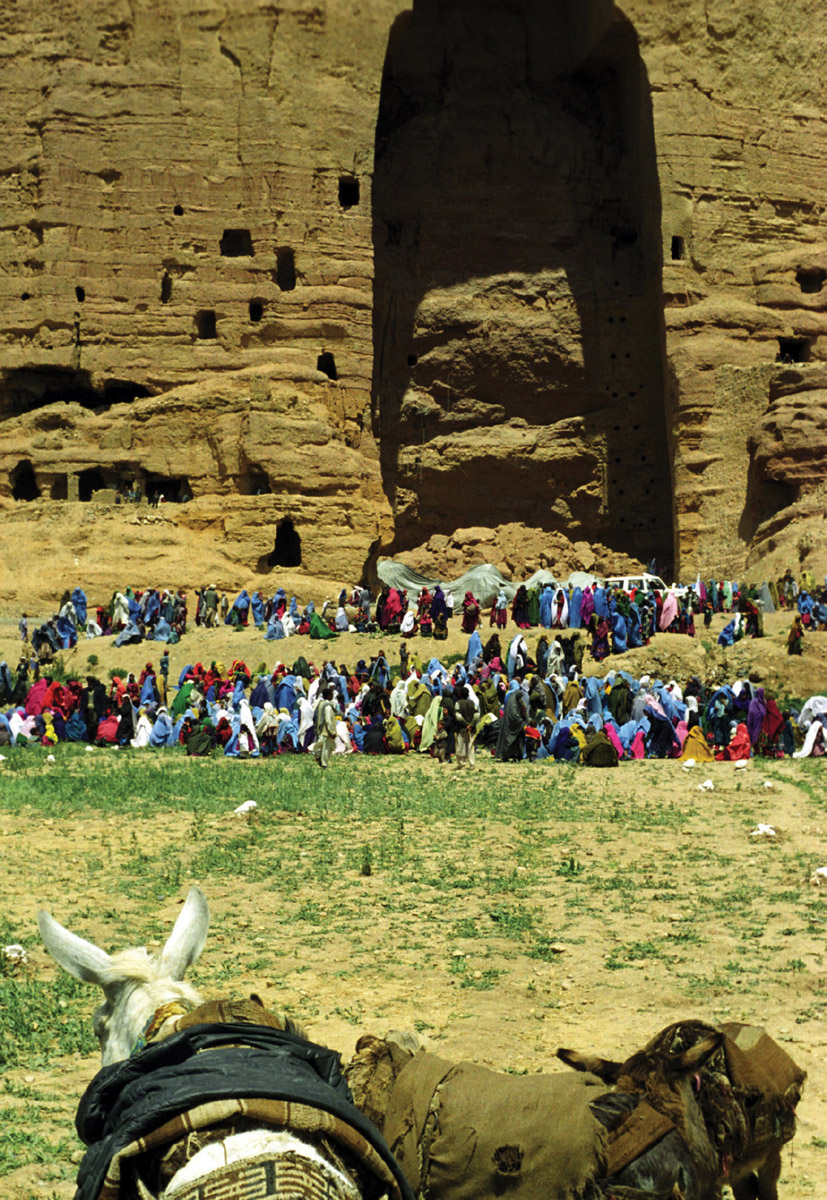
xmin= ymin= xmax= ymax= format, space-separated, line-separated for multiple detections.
xmin=461 ymin=591 xmax=481 ymax=633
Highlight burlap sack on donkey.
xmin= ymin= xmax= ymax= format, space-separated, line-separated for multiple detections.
xmin=381 ymin=1051 xmax=608 ymax=1200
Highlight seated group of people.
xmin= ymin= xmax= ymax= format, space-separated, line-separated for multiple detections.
xmin=3 ymin=626 xmax=824 ymax=765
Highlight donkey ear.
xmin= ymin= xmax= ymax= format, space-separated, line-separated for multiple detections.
xmin=556 ymin=1048 xmax=623 ymax=1083
xmin=158 ymin=886 xmax=209 ymax=980
xmin=667 ymin=1032 xmax=725 ymax=1075
xmin=38 ymin=910 xmax=113 ymax=986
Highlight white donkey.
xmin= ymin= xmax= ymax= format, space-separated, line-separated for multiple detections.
xmin=39 ymin=887 xmax=209 ymax=1065
xmin=38 ymin=887 xmax=367 ymax=1200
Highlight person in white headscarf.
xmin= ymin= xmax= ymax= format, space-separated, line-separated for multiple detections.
xmin=333 ymin=719 xmax=353 ymax=755
xmin=547 ymin=639 xmax=565 ymax=677
xmin=130 ymin=708 xmax=153 ymax=748
xmin=112 ymin=591 xmax=130 ymax=628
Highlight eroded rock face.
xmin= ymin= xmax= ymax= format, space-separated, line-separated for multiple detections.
xmin=0 ymin=0 xmax=825 ymax=597
xmin=744 ymin=363 xmax=827 ymax=576
xmin=373 ymin=2 xmax=674 ymax=566
xmin=0 ymin=373 xmax=391 ymax=592
xmin=626 ymin=0 xmax=827 ymax=575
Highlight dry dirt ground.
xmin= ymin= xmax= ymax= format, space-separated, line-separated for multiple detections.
xmin=0 ymin=607 xmax=824 ymax=1199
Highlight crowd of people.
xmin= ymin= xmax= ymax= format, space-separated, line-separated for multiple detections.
xmin=14 ymin=568 xmax=827 ymax=669
xmin=1 ymin=624 xmax=825 ymax=764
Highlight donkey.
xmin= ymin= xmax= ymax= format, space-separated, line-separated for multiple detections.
xmin=39 ymin=890 xmax=767 ymax=1200
xmin=38 ymin=888 xmax=405 ymax=1200
xmin=39 ymin=886 xmax=209 ymax=1065
xmin=558 ymin=1019 xmax=805 ymax=1200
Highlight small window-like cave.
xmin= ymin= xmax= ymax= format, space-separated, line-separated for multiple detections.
xmin=195 ymin=310 xmax=217 ymax=339
xmin=249 ymin=299 xmax=264 ymax=323
xmin=75 ymin=285 xmax=86 ymax=302
xmin=670 ymin=235 xmax=685 ymax=261
xmin=317 ymin=351 xmax=338 ymax=380
xmin=795 ymin=267 xmax=826 ymax=294
xmin=78 ymin=467 xmax=106 ymax=502
xmin=160 ymin=272 xmax=172 ymax=303
xmin=338 ymin=176 xmax=360 ymax=209
xmin=238 ymin=469 xmax=271 ymax=495
xmin=173 ymin=204 xmax=184 ymax=216
xmin=219 ymin=228 xmax=254 ymax=256
xmin=776 ymin=337 xmax=810 ymax=364
xmin=267 ymin=516 xmax=302 ymax=568
xmin=276 ymin=248 xmax=296 ymax=292
xmin=11 ymin=460 xmax=40 ymax=501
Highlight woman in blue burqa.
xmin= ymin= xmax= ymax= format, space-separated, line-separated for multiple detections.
xmin=495 ymin=682 xmax=529 ymax=762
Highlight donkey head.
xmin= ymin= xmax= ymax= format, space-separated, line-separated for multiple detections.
xmin=38 ymin=886 xmax=209 ymax=1065
xmin=558 ymin=1030 xmax=725 ymax=1136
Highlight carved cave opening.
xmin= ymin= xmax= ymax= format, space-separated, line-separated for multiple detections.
xmin=317 ymin=352 xmax=338 ymax=380
xmin=238 ymin=469 xmax=271 ymax=495
xmin=776 ymin=337 xmax=810 ymax=364
xmin=161 ymin=272 xmax=172 ymax=303
xmin=670 ymin=236 xmax=685 ymax=261
xmin=50 ymin=474 xmax=68 ymax=500
xmin=143 ymin=475 xmax=191 ymax=503
xmin=265 ymin=517 xmax=302 ymax=569
xmin=220 ymin=229 xmax=254 ymax=256
xmin=339 ymin=176 xmax=360 ymax=208
xmin=372 ymin=1 xmax=673 ymax=565
xmin=11 ymin=460 xmax=40 ymax=501
xmin=276 ymin=248 xmax=296 ymax=292
xmin=795 ymin=268 xmax=825 ymax=294
xmin=78 ymin=468 xmax=106 ymax=501
xmin=195 ymin=310 xmax=217 ymax=339
xmin=0 ymin=366 xmax=150 ymax=417
xmin=103 ymin=380 xmax=151 ymax=404
xmin=249 ymin=299 xmax=264 ymax=323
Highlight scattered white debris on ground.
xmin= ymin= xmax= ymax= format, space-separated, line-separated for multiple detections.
xmin=2 ymin=943 xmax=27 ymax=967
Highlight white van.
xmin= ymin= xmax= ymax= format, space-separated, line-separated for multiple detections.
xmin=605 ymin=573 xmax=687 ymax=598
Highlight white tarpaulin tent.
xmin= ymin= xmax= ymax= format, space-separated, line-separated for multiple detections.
xmin=376 ymin=561 xmax=603 ymax=608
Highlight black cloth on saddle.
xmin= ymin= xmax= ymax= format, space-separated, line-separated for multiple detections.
xmin=74 ymin=1023 xmax=415 ymax=1200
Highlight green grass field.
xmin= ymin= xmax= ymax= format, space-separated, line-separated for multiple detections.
xmin=0 ymin=749 xmax=825 ymax=1198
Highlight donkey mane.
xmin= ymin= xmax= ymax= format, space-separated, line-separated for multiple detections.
xmin=105 ymin=946 xmax=202 ymax=993
xmin=616 ymin=1050 xmax=691 ymax=1126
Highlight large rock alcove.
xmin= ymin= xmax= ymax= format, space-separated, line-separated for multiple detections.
xmin=372 ymin=0 xmax=673 ymax=566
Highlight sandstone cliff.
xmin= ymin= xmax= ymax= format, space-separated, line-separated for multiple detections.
xmin=0 ymin=0 xmax=824 ymax=602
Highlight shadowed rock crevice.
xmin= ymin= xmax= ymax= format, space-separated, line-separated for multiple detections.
xmin=0 ymin=367 xmax=151 ymax=418
xmin=372 ymin=0 xmax=672 ymax=564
